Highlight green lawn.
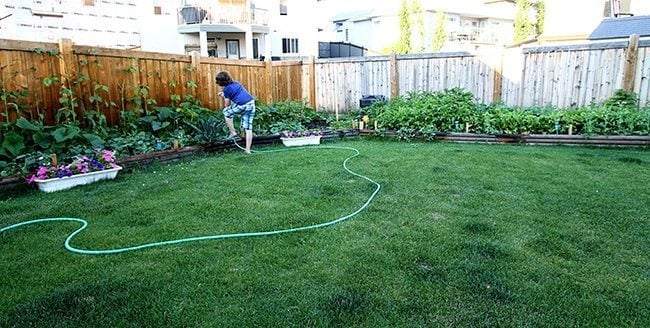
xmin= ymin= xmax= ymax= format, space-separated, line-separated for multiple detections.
xmin=1 ymin=140 xmax=649 ymax=327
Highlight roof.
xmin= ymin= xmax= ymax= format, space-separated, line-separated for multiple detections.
xmin=331 ymin=9 xmax=376 ymax=23
xmin=589 ymin=15 xmax=650 ymax=40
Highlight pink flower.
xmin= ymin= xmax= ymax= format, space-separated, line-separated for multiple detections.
xmin=102 ymin=150 xmax=114 ymax=162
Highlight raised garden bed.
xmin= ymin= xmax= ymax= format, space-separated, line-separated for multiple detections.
xmin=360 ymin=130 xmax=650 ymax=147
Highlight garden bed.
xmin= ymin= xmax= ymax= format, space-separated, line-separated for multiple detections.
xmin=0 ymin=130 xmax=362 ymax=192
xmin=360 ymin=130 xmax=650 ymax=146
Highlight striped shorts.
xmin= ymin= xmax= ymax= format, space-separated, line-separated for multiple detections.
xmin=223 ymin=100 xmax=256 ymax=130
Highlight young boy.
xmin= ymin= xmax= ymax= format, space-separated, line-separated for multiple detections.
xmin=216 ymin=71 xmax=256 ymax=154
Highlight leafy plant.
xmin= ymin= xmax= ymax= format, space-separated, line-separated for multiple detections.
xmin=0 ymin=65 xmax=30 ymax=122
xmin=603 ymin=89 xmax=638 ymax=110
xmin=188 ymin=115 xmax=226 ymax=144
xmin=107 ymin=131 xmax=155 ymax=156
xmin=396 ymin=127 xmax=417 ymax=141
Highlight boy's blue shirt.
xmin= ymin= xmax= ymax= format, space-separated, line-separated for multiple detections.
xmin=223 ymin=81 xmax=254 ymax=105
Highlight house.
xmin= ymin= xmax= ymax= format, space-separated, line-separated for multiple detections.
xmin=163 ymin=0 xmax=270 ymax=59
xmin=0 ymin=0 xmax=143 ymax=49
xmin=328 ymin=0 xmax=517 ymax=54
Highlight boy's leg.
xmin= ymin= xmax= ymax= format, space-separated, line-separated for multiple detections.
xmin=225 ymin=116 xmax=238 ymax=137
xmin=244 ymin=129 xmax=253 ymax=153
xmin=223 ymin=104 xmax=239 ymax=137
xmin=240 ymin=101 xmax=255 ymax=153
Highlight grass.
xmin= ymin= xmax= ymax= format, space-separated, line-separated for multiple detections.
xmin=1 ymin=139 xmax=649 ymax=327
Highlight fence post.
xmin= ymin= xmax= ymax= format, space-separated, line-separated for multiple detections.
xmin=190 ymin=51 xmax=201 ymax=99
xmin=492 ymin=50 xmax=504 ymax=104
xmin=308 ymin=55 xmax=317 ymax=109
xmin=57 ymin=38 xmax=75 ymax=85
xmin=390 ymin=52 xmax=399 ymax=98
xmin=623 ymin=34 xmax=639 ymax=92
xmin=265 ymin=58 xmax=273 ymax=103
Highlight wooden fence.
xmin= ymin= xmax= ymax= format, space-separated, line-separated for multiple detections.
xmin=0 ymin=39 xmax=302 ymax=124
xmin=313 ymin=36 xmax=650 ymax=111
xmin=1 ymin=36 xmax=649 ymax=125
xmin=502 ymin=37 xmax=650 ymax=108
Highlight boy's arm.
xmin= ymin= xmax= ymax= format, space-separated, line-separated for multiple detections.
xmin=219 ymin=91 xmax=231 ymax=106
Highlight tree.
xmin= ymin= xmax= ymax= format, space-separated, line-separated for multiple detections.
xmin=513 ymin=0 xmax=534 ymax=44
xmin=534 ymin=0 xmax=546 ymax=37
xmin=411 ymin=0 xmax=426 ymax=53
xmin=431 ymin=10 xmax=447 ymax=52
xmin=395 ymin=0 xmax=411 ymax=54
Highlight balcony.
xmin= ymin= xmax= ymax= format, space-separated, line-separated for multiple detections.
xmin=178 ymin=4 xmax=268 ymax=26
xmin=448 ymin=25 xmax=511 ymax=45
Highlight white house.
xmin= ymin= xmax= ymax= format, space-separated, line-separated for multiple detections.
xmin=0 ymin=0 xmax=143 ymax=49
xmin=327 ymin=0 xmax=517 ymax=54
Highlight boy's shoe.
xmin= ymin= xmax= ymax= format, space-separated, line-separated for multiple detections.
xmin=225 ymin=135 xmax=241 ymax=141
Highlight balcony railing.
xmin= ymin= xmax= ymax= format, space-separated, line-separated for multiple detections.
xmin=178 ymin=5 xmax=268 ymax=26
xmin=448 ymin=27 xmax=508 ymax=44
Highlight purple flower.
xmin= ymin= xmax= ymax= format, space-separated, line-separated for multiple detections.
xmin=27 ymin=148 xmax=119 ymax=185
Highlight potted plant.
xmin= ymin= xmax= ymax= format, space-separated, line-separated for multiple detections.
xmin=279 ymin=130 xmax=322 ymax=147
xmin=26 ymin=149 xmax=122 ymax=192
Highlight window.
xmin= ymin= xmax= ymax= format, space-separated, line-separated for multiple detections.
xmin=153 ymin=0 xmax=162 ymax=15
xmin=226 ymin=39 xmax=240 ymax=59
xmin=280 ymin=0 xmax=287 ymax=15
xmin=252 ymin=38 xmax=259 ymax=59
xmin=282 ymin=38 xmax=299 ymax=53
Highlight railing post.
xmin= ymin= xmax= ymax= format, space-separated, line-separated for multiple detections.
xmin=623 ymin=34 xmax=639 ymax=93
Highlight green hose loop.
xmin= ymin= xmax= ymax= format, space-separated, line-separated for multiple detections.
xmin=1 ymin=143 xmax=381 ymax=255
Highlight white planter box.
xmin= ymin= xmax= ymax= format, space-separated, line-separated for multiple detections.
xmin=280 ymin=136 xmax=321 ymax=147
xmin=34 ymin=166 xmax=123 ymax=192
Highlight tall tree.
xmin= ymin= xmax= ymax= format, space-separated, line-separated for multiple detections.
xmin=513 ymin=0 xmax=534 ymax=44
xmin=431 ymin=10 xmax=447 ymax=52
xmin=411 ymin=0 xmax=426 ymax=53
xmin=534 ymin=0 xmax=546 ymax=37
xmin=395 ymin=0 xmax=411 ymax=54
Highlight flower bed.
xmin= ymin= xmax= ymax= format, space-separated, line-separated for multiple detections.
xmin=33 ymin=166 xmax=122 ymax=192
xmin=26 ymin=149 xmax=122 ymax=192
xmin=280 ymin=130 xmax=322 ymax=147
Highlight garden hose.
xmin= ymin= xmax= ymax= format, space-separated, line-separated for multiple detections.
xmin=1 ymin=141 xmax=381 ymax=255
